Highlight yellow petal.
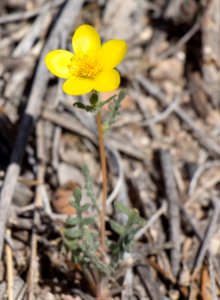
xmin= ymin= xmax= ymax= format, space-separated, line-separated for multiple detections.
xmin=93 ymin=70 xmax=120 ymax=92
xmin=45 ymin=50 xmax=73 ymax=79
xmin=72 ymin=24 xmax=101 ymax=56
xmin=98 ymin=40 xmax=127 ymax=70
xmin=63 ymin=77 xmax=93 ymax=95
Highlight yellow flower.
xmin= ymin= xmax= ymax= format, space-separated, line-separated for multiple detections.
xmin=45 ymin=24 xmax=127 ymax=96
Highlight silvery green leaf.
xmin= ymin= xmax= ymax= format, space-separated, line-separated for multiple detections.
xmin=73 ymin=187 xmax=82 ymax=203
xmin=80 ymin=203 xmax=90 ymax=212
xmin=83 ymin=217 xmax=94 ymax=225
xmin=66 ymin=217 xmax=79 ymax=226
xmin=115 ymin=202 xmax=132 ymax=216
xmin=118 ymin=89 xmax=127 ymax=101
xmin=68 ymin=240 xmax=79 ymax=250
xmin=64 ymin=228 xmax=81 ymax=239
xmin=82 ymin=165 xmax=99 ymax=213
xmin=109 ymin=220 xmax=124 ymax=235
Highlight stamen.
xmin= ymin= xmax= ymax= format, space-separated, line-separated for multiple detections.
xmin=69 ymin=55 xmax=102 ymax=79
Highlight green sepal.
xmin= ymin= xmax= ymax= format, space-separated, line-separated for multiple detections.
xmin=89 ymin=92 xmax=99 ymax=106
xmin=73 ymin=102 xmax=96 ymax=112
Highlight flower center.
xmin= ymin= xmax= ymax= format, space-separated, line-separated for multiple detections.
xmin=69 ymin=55 xmax=102 ymax=80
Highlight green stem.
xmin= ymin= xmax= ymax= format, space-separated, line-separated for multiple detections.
xmin=96 ymin=110 xmax=107 ymax=252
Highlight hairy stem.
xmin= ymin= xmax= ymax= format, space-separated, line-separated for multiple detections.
xmin=96 ymin=110 xmax=107 ymax=252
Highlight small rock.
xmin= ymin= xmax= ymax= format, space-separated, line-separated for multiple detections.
xmin=58 ymin=163 xmax=84 ymax=186
xmin=13 ymin=183 xmax=33 ymax=206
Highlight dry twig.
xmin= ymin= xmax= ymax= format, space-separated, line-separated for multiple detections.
xmin=27 ymin=121 xmax=46 ymax=300
xmin=137 ymin=75 xmax=220 ymax=157
xmin=0 ymin=0 xmax=85 ymax=259
xmin=192 ymin=198 xmax=220 ymax=278
xmin=5 ymin=229 xmax=14 ymax=300
xmin=159 ymin=149 xmax=181 ymax=277
xmin=0 ymin=0 xmax=65 ymax=25
xmin=136 ymin=264 xmax=163 ymax=300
